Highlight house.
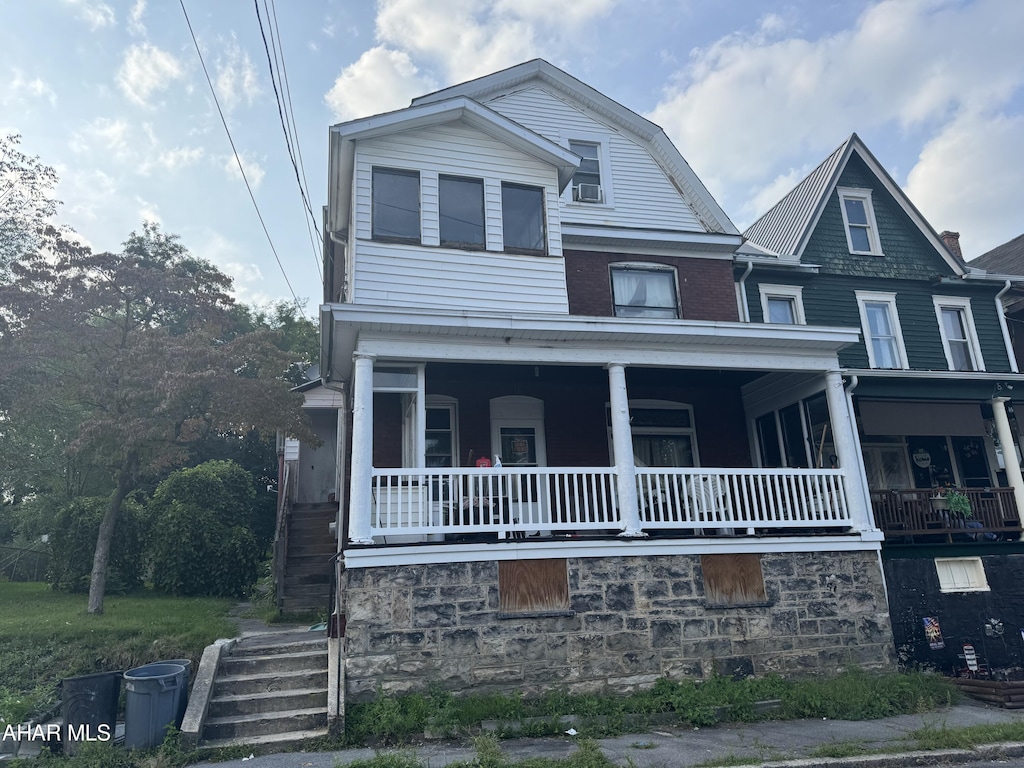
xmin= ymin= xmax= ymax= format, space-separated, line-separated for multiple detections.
xmin=970 ymin=233 xmax=1024 ymax=370
xmin=316 ymin=60 xmax=895 ymax=706
xmin=741 ymin=135 xmax=1024 ymax=673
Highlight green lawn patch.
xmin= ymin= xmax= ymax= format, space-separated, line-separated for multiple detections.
xmin=0 ymin=582 xmax=235 ymax=723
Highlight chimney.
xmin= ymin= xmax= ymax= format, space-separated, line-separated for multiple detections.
xmin=940 ymin=230 xmax=962 ymax=260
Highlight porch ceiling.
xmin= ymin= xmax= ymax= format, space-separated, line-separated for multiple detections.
xmin=322 ymin=304 xmax=859 ymax=383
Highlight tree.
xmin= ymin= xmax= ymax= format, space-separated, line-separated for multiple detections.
xmin=0 ymin=134 xmax=61 ymax=281
xmin=1 ymin=223 xmax=312 ymax=612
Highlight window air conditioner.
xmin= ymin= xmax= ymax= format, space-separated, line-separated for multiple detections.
xmin=574 ymin=183 xmax=603 ymax=203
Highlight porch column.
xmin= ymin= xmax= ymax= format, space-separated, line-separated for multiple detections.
xmin=348 ymin=353 xmax=376 ymax=545
xmin=607 ymin=363 xmax=644 ymax=537
xmin=991 ymin=397 xmax=1024 ymax=538
xmin=824 ymin=371 xmax=874 ymax=532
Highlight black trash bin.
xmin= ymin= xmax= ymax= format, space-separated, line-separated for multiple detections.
xmin=159 ymin=658 xmax=192 ymax=728
xmin=59 ymin=671 xmax=120 ymax=755
xmin=123 ymin=663 xmax=185 ymax=750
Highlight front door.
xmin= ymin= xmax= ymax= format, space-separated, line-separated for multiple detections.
xmin=490 ymin=396 xmax=548 ymax=532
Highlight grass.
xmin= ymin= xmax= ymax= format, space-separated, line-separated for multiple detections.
xmin=912 ymin=721 xmax=1024 ymax=750
xmin=0 ymin=581 xmax=236 ymax=724
xmin=807 ymin=740 xmax=874 ymax=758
xmin=690 ymin=755 xmax=763 ymax=768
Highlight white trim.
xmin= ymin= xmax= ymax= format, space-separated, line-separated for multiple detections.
xmin=343 ymin=533 xmax=882 ymax=568
xmin=758 ymin=284 xmax=806 ymax=325
xmin=838 ymin=187 xmax=883 ymax=256
xmin=935 ymin=557 xmax=989 ymax=593
xmin=560 ymin=131 xmax=615 ymax=208
xmin=561 ymin=223 xmax=741 ymax=249
xmin=932 ymin=295 xmax=985 ymax=372
xmin=855 ymin=290 xmax=908 ymax=369
xmin=609 ymin=262 xmax=680 ymax=319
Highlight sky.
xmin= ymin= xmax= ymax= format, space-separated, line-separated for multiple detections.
xmin=2 ymin=0 xmax=1023 ymax=315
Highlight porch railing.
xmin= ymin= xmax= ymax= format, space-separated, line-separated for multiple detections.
xmin=368 ymin=466 xmax=852 ymax=539
xmin=637 ymin=468 xmax=851 ymax=530
xmin=871 ymin=487 xmax=1022 ymax=542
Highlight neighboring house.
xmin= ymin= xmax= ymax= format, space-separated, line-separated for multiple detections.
xmin=318 ymin=60 xmax=895 ymax=705
xmin=742 ymin=134 xmax=1024 ymax=673
xmin=970 ymin=233 xmax=1024 ymax=371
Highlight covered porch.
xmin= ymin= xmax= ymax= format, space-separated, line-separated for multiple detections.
xmin=321 ymin=306 xmax=879 ymax=551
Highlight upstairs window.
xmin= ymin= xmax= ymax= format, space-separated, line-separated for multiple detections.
xmin=856 ymin=291 xmax=908 ymax=369
xmin=838 ymin=188 xmax=882 ymax=255
xmin=758 ymin=284 xmax=805 ymax=324
xmin=439 ymin=175 xmax=485 ymax=249
xmin=934 ymin=296 xmax=984 ymax=372
xmin=611 ymin=265 xmax=678 ymax=319
xmin=569 ymin=140 xmax=602 ymax=203
xmin=372 ymin=167 xmax=420 ymax=243
xmin=501 ymin=183 xmax=546 ymax=256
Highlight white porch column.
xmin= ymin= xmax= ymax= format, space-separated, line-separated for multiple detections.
xmin=991 ymin=397 xmax=1024 ymax=539
xmin=607 ymin=362 xmax=644 ymax=537
xmin=824 ymin=371 xmax=874 ymax=532
xmin=348 ymin=353 xmax=376 ymax=545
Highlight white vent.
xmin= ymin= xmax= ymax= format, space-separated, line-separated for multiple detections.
xmin=573 ymin=183 xmax=603 ymax=203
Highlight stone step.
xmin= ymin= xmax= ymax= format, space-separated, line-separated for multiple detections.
xmin=199 ymin=726 xmax=328 ymax=751
xmin=213 ymin=668 xmax=328 ymax=697
xmin=220 ymin=650 xmax=327 ymax=676
xmin=208 ymin=688 xmax=327 ymax=718
xmin=202 ymin=707 xmax=327 ymax=741
xmin=230 ymin=636 xmax=326 ymax=658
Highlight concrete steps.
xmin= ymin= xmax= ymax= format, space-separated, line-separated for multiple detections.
xmin=199 ymin=632 xmax=328 ymax=748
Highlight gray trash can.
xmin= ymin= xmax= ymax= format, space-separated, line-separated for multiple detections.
xmin=123 ymin=663 xmax=185 ymax=750
xmin=59 ymin=671 xmax=120 ymax=755
xmin=159 ymin=658 xmax=192 ymax=728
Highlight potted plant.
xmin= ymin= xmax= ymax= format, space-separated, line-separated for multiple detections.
xmin=930 ymin=488 xmax=972 ymax=518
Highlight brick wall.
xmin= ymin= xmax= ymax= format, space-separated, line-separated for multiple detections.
xmin=564 ymin=250 xmax=739 ymax=322
xmin=342 ymin=550 xmax=895 ymax=700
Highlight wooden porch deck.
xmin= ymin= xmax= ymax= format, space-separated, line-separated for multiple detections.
xmin=870 ymin=487 xmax=1022 ymax=543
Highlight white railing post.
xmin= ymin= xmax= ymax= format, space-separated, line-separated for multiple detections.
xmin=824 ymin=371 xmax=874 ymax=533
xmin=608 ymin=363 xmax=644 ymax=537
xmin=348 ymin=353 xmax=376 ymax=544
xmin=992 ymin=397 xmax=1024 ymax=541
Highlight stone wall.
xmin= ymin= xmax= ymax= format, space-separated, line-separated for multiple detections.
xmin=342 ymin=551 xmax=895 ymax=700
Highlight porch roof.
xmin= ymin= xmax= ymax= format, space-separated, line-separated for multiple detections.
xmin=847 ymin=369 xmax=1024 ymax=401
xmin=321 ymin=304 xmax=860 ymax=383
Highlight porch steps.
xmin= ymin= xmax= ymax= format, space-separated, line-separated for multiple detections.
xmin=199 ymin=631 xmax=328 ymax=749
xmin=281 ymin=502 xmax=336 ymax=613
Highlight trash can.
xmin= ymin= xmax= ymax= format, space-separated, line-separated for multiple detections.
xmin=59 ymin=671 xmax=120 ymax=755
xmin=123 ymin=663 xmax=186 ymax=750
xmin=159 ymin=658 xmax=192 ymax=728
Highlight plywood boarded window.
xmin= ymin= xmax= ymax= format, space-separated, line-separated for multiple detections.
xmin=499 ymin=559 xmax=570 ymax=617
xmin=701 ymin=554 xmax=768 ymax=607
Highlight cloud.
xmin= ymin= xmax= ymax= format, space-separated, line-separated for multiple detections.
xmin=7 ymin=70 xmax=57 ymax=107
xmin=61 ymin=167 xmax=119 ymax=223
xmin=325 ymin=0 xmax=622 ymax=121
xmin=215 ymin=37 xmax=261 ymax=113
xmin=128 ymin=0 xmax=146 ymax=36
xmin=325 ymin=46 xmax=435 ymax=121
xmin=906 ymin=110 xmax=1024 ymax=259
xmin=69 ymin=117 xmax=133 ymax=159
xmin=116 ymin=43 xmax=185 ymax=106
xmin=63 ymin=0 xmax=115 ymax=30
xmin=155 ymin=146 xmax=205 ymax=172
xmin=645 ymin=0 xmax=1024 ymax=226
xmin=137 ymin=197 xmax=161 ymax=226
xmin=224 ymin=151 xmax=266 ymax=189
xmin=192 ymin=231 xmax=269 ymax=303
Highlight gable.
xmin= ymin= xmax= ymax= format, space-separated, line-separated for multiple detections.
xmin=804 ymin=155 xmax=957 ymax=280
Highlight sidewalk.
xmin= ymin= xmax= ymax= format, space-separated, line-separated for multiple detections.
xmin=189 ymin=699 xmax=1024 ymax=768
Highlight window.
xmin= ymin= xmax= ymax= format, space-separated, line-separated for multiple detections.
xmin=611 ymin=265 xmax=678 ymax=319
xmin=608 ymin=400 xmax=698 ymax=468
xmin=372 ymin=167 xmax=420 ymax=243
xmin=569 ymin=140 xmax=602 ymax=203
xmin=933 ymin=296 xmax=984 ymax=372
xmin=498 ymin=559 xmax=571 ymax=617
xmin=838 ymin=188 xmax=882 ymax=255
xmin=856 ymin=291 xmax=908 ymax=369
xmin=501 ymin=183 xmax=546 ymax=255
xmin=425 ymin=398 xmax=458 ymax=468
xmin=701 ymin=554 xmax=768 ymax=607
xmin=439 ymin=175 xmax=484 ymax=249
xmin=758 ymin=284 xmax=805 ymax=324
xmin=935 ymin=557 xmax=989 ymax=593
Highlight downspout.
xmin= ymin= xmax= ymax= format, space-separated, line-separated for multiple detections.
xmin=737 ymin=260 xmax=753 ymax=322
xmin=996 ymin=280 xmax=1018 ymax=373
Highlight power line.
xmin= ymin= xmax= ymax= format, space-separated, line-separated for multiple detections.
xmin=254 ymin=0 xmax=323 ymax=282
xmin=178 ymin=0 xmax=304 ymax=315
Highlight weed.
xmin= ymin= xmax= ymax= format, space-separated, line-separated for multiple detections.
xmin=630 ymin=741 xmax=657 ymax=749
xmin=808 ymin=740 xmax=872 ymax=758
xmin=912 ymin=722 xmax=1024 ymax=750
xmin=339 ymin=751 xmax=424 ymax=768
xmin=690 ymin=753 xmax=761 ymax=767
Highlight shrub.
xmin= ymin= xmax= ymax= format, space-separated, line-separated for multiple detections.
xmin=147 ymin=460 xmax=260 ymax=597
xmin=47 ymin=496 xmax=145 ymax=593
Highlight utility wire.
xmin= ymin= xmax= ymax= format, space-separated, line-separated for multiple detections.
xmin=254 ymin=0 xmax=323 ymax=282
xmin=178 ymin=0 xmax=304 ymax=314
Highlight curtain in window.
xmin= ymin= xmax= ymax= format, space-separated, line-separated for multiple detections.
xmin=613 ymin=270 xmax=674 ymax=311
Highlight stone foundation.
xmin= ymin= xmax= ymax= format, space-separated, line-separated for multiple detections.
xmin=341 ymin=551 xmax=894 ymax=700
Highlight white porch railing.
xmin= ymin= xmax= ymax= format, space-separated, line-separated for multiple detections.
xmin=368 ymin=466 xmax=852 ymax=539
xmin=370 ymin=467 xmax=619 ymax=538
xmin=636 ymin=468 xmax=850 ymax=531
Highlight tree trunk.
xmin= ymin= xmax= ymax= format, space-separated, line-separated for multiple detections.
xmin=87 ymin=450 xmax=138 ymax=614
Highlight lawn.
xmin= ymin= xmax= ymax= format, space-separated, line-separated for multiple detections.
xmin=0 ymin=582 xmax=236 ymax=724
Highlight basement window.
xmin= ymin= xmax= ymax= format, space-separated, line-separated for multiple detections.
xmin=935 ymin=557 xmax=989 ymax=593
xmin=498 ymin=558 xmax=572 ymax=617
xmin=701 ymin=554 xmax=769 ymax=607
